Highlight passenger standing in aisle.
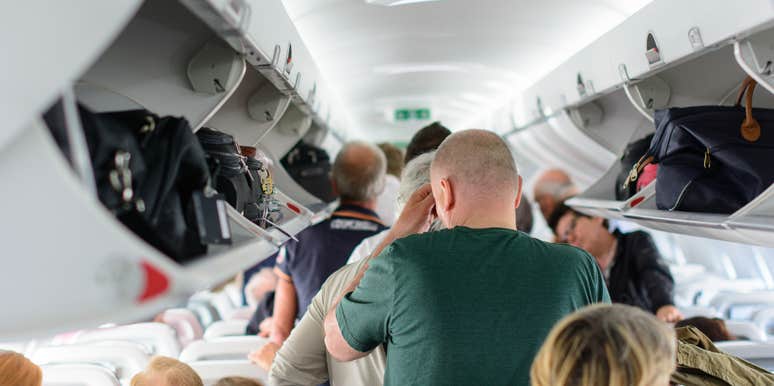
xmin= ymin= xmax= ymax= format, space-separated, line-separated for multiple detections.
xmin=548 ymin=203 xmax=682 ymax=323
xmin=253 ymin=141 xmax=389 ymax=367
xmin=264 ymin=151 xmax=437 ymax=386
xmin=374 ymin=142 xmax=404 ymax=226
xmin=324 ymin=130 xmax=610 ymax=386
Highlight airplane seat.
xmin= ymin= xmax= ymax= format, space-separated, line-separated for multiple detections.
xmin=709 ymin=292 xmax=774 ymax=319
xmin=203 ymin=320 xmax=250 ymax=340
xmin=209 ymin=291 xmax=238 ymax=321
xmin=724 ymin=321 xmax=768 ymax=342
xmin=679 ymin=305 xmax=721 ymax=319
xmin=752 ymin=307 xmax=774 ymax=335
xmin=227 ymin=306 xmax=254 ymax=321
xmin=179 ymin=336 xmax=267 ymax=362
xmin=71 ymin=323 xmax=181 ymax=357
xmin=224 ymin=283 xmax=244 ymax=308
xmin=188 ymin=359 xmax=267 ymax=386
xmin=0 ymin=340 xmax=39 ymax=356
xmin=32 ymin=341 xmax=149 ymax=382
xmin=41 ymin=363 xmax=122 ymax=386
xmin=188 ymin=300 xmax=222 ymax=328
xmin=160 ymin=308 xmax=204 ymax=347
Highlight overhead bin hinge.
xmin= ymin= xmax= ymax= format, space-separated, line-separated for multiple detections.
xmin=623 ymin=76 xmax=671 ymax=122
xmin=248 ymin=84 xmax=292 ymax=123
xmin=734 ymin=28 xmax=774 ymax=95
xmin=568 ymin=102 xmax=604 ymax=130
xmin=187 ymin=40 xmax=243 ymax=95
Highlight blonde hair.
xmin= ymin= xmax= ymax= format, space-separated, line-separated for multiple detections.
xmin=0 ymin=351 xmax=42 ymax=386
xmin=531 ymin=304 xmax=676 ymax=386
xmin=214 ymin=376 xmax=264 ymax=386
xmin=131 ymin=356 xmax=203 ymax=386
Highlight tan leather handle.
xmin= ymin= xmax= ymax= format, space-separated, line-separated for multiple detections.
xmin=736 ymin=76 xmax=761 ymax=142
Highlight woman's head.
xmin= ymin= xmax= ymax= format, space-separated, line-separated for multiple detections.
xmin=130 ymin=356 xmax=203 ymax=386
xmin=531 ymin=304 xmax=676 ymax=386
xmin=0 ymin=351 xmax=42 ymax=386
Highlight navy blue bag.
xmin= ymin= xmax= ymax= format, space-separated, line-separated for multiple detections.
xmin=626 ymin=78 xmax=774 ymax=214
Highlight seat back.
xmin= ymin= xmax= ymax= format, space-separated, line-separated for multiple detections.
xmin=188 ymin=359 xmax=267 ymax=386
xmin=33 ymin=341 xmax=149 ymax=381
xmin=180 ymin=336 xmax=267 ymax=362
xmin=725 ymin=320 xmax=768 ymax=342
xmin=41 ymin=363 xmax=121 ymax=386
xmin=203 ymin=320 xmax=249 ymax=340
xmin=161 ymin=308 xmax=204 ymax=347
xmin=188 ymin=301 xmax=222 ymax=327
xmin=73 ymin=323 xmax=181 ymax=357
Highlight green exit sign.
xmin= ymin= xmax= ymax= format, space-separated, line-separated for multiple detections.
xmin=395 ymin=108 xmax=431 ymax=121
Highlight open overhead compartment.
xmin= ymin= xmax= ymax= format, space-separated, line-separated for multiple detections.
xmin=514 ymin=0 xmax=774 ymax=247
xmin=0 ymin=0 xmax=351 ymax=339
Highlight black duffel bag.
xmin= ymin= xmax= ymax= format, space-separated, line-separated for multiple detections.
xmin=626 ymin=77 xmax=774 ymax=214
xmin=616 ymin=134 xmax=654 ymax=200
xmin=196 ymin=128 xmax=253 ymax=213
xmin=78 ymin=108 xmax=214 ymax=261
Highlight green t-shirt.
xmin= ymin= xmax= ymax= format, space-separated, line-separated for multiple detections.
xmin=336 ymin=226 xmax=610 ymax=386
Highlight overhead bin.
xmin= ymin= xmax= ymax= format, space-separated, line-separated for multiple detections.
xmin=0 ymin=0 xmax=141 ymax=151
xmin=0 ymin=0 xmax=349 ymax=339
xmin=513 ymin=0 xmax=774 ymax=247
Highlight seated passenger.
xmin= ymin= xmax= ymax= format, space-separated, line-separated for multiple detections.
xmin=374 ymin=142 xmax=404 ymax=226
xmin=130 ymin=356 xmax=203 ymax=386
xmin=676 ymin=317 xmax=736 ymax=342
xmin=253 ymin=141 xmax=389 ymax=364
xmin=214 ymin=376 xmax=264 ymax=386
xmin=261 ymin=151 xmax=437 ymax=385
xmin=0 ymin=351 xmax=41 ymax=386
xmin=548 ymin=203 xmax=683 ymax=323
xmin=324 ymin=130 xmax=610 ymax=386
xmin=532 ymin=168 xmax=577 ymax=221
xmin=531 ymin=304 xmax=676 ymax=386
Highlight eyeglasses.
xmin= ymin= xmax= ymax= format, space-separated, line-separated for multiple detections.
xmin=559 ymin=215 xmax=579 ymax=243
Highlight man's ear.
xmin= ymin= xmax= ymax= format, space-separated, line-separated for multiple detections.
xmin=514 ymin=175 xmax=523 ymax=209
xmin=439 ymin=178 xmax=455 ymax=212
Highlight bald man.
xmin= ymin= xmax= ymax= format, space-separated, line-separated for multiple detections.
xmin=324 ymin=130 xmax=609 ymax=386
xmin=533 ymin=168 xmax=578 ymax=220
xmin=254 ymin=141 xmax=389 ymax=366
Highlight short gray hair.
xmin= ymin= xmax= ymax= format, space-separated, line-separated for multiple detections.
xmin=396 ymin=151 xmax=444 ymax=231
xmin=397 ymin=151 xmax=435 ymax=210
xmin=332 ymin=141 xmax=386 ymax=202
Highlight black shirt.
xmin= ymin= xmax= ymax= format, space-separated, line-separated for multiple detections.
xmin=608 ymin=230 xmax=676 ymax=313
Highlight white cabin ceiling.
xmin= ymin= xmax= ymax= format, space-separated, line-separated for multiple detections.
xmin=281 ymin=0 xmax=653 ymax=143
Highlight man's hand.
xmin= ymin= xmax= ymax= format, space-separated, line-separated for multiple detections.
xmin=656 ymin=305 xmax=683 ymax=323
xmin=248 ymin=341 xmax=281 ymax=372
xmin=389 ymin=183 xmax=436 ymax=240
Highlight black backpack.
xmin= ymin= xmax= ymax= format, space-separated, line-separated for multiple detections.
xmin=281 ymin=141 xmax=336 ymax=202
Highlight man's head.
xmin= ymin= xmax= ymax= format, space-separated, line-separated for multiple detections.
xmin=430 ymin=129 xmax=521 ymax=229
xmin=331 ymin=141 xmax=386 ymax=204
xmin=533 ymin=169 xmax=577 ymax=220
xmin=377 ymin=142 xmax=405 ymax=178
xmin=131 ymin=356 xmax=203 ymax=386
xmin=548 ymin=203 xmax=610 ymax=257
xmin=405 ymin=122 xmax=451 ymax=164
